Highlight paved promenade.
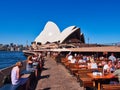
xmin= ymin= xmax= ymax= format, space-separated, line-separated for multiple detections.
xmin=35 ymin=57 xmax=83 ymax=90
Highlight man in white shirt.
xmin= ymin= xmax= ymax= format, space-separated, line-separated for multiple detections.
xmin=68 ymin=54 xmax=73 ymax=62
xmin=70 ymin=57 xmax=76 ymax=63
xmin=108 ymin=53 xmax=116 ymax=62
xmin=103 ymin=61 xmax=112 ymax=74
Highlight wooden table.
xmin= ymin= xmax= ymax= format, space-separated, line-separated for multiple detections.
xmin=87 ymin=73 xmax=116 ymax=90
xmin=79 ymin=65 xmax=87 ymax=69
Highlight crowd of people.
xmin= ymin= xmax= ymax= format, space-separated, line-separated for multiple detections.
xmin=10 ymin=51 xmax=120 ymax=89
xmin=10 ymin=52 xmax=45 ymax=90
xmin=66 ymin=52 xmax=120 ymax=83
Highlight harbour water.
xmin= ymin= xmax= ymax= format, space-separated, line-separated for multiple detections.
xmin=0 ymin=51 xmax=27 ymax=69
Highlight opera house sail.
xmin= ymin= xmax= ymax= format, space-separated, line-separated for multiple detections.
xmin=35 ymin=21 xmax=85 ymax=44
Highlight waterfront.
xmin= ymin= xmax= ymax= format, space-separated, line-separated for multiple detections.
xmin=0 ymin=51 xmax=27 ymax=69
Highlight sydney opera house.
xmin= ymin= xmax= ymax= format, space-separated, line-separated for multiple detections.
xmin=27 ymin=21 xmax=120 ymax=56
xmin=35 ymin=21 xmax=85 ymax=44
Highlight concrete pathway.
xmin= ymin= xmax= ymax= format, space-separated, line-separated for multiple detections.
xmin=35 ymin=57 xmax=83 ymax=90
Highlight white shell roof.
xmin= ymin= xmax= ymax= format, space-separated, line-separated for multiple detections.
xmin=35 ymin=21 xmax=60 ymax=44
xmin=58 ymin=26 xmax=79 ymax=43
xmin=35 ymin=21 xmax=80 ymax=44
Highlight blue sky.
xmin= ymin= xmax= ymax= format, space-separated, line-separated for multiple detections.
xmin=0 ymin=0 xmax=120 ymax=45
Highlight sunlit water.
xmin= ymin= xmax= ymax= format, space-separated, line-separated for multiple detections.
xmin=0 ymin=51 xmax=27 ymax=69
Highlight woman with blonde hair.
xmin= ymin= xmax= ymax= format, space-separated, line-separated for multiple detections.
xmin=87 ymin=58 xmax=98 ymax=69
xmin=11 ymin=61 xmax=28 ymax=90
xmin=11 ymin=62 xmax=23 ymax=85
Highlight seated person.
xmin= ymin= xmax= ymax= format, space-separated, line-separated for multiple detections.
xmin=108 ymin=53 xmax=116 ymax=63
xmin=32 ymin=54 xmax=38 ymax=62
xmin=78 ymin=57 xmax=86 ymax=63
xmin=67 ymin=54 xmax=73 ymax=62
xmin=99 ymin=56 xmax=104 ymax=60
xmin=26 ymin=55 xmax=38 ymax=77
xmin=87 ymin=59 xmax=98 ymax=69
xmin=11 ymin=62 xmax=29 ymax=90
xmin=78 ymin=58 xmax=83 ymax=63
xmin=103 ymin=60 xmax=112 ymax=74
xmin=116 ymin=61 xmax=120 ymax=69
xmin=110 ymin=62 xmax=116 ymax=73
xmin=107 ymin=68 xmax=120 ymax=84
xmin=83 ymin=55 xmax=87 ymax=62
xmin=70 ymin=57 xmax=76 ymax=63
